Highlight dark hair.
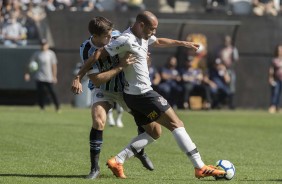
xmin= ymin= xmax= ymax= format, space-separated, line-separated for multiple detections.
xmin=88 ymin=16 xmax=113 ymax=36
xmin=274 ymin=44 xmax=282 ymax=57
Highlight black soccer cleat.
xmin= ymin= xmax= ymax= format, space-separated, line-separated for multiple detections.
xmin=85 ymin=169 xmax=100 ymax=179
xmin=135 ymin=152 xmax=154 ymax=171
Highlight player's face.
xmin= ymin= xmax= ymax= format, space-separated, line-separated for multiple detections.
xmin=142 ymin=22 xmax=158 ymax=40
xmin=95 ymin=30 xmax=112 ymax=47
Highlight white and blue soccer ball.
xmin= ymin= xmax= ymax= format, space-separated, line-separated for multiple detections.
xmin=214 ymin=160 xmax=235 ymax=180
xmin=28 ymin=60 xmax=38 ymax=73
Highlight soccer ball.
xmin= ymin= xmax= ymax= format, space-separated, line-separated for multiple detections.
xmin=214 ymin=160 xmax=235 ymax=180
xmin=29 ymin=61 xmax=38 ymax=72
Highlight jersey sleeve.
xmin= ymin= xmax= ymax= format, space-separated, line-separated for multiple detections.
xmin=79 ymin=44 xmax=99 ymax=75
xmin=50 ymin=51 xmax=58 ymax=65
xmin=104 ymin=36 xmax=130 ymax=57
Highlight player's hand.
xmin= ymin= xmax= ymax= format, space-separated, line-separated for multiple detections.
xmin=119 ymin=52 xmax=136 ymax=68
xmin=182 ymin=41 xmax=200 ymax=51
xmin=71 ymin=77 xmax=83 ymax=94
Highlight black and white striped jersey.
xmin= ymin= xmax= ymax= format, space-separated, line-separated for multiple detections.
xmin=79 ymin=37 xmax=124 ymax=92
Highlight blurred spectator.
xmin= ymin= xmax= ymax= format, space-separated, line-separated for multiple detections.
xmin=127 ymin=0 xmax=145 ymax=11
xmin=44 ymin=0 xmax=57 ymax=11
xmin=147 ymin=56 xmax=161 ymax=91
xmin=217 ymin=35 xmax=239 ymax=109
xmin=2 ymin=12 xmax=27 ymax=47
xmin=0 ymin=2 xmax=3 ymax=43
xmin=70 ymin=0 xmax=104 ymax=11
xmin=209 ymin=58 xmax=233 ymax=109
xmin=273 ymin=0 xmax=282 ymax=13
xmin=115 ymin=0 xmax=145 ymax=11
xmin=181 ymin=60 xmax=212 ymax=110
xmin=25 ymin=2 xmax=46 ymax=39
xmin=253 ymin=0 xmax=278 ymax=16
xmin=158 ymin=56 xmax=182 ymax=108
xmin=1 ymin=0 xmax=14 ymax=22
xmin=24 ymin=39 xmax=60 ymax=112
xmin=183 ymin=33 xmax=212 ymax=109
xmin=268 ymin=44 xmax=282 ymax=114
xmin=54 ymin=0 xmax=72 ymax=10
xmin=115 ymin=0 xmax=128 ymax=11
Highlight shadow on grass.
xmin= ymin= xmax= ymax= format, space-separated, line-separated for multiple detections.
xmin=0 ymin=173 xmax=85 ymax=179
xmin=237 ymin=179 xmax=282 ymax=182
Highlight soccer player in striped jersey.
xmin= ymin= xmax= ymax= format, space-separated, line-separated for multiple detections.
xmin=72 ymin=11 xmax=226 ymax=180
xmin=77 ymin=17 xmax=158 ymax=179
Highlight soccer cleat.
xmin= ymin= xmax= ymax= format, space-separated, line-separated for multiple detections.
xmin=135 ymin=152 xmax=154 ymax=171
xmin=85 ymin=169 xmax=100 ymax=179
xmin=195 ymin=165 xmax=226 ymax=179
xmin=106 ymin=157 xmax=126 ymax=179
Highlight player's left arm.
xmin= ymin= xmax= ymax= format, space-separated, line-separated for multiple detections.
xmin=52 ymin=63 xmax=57 ymax=84
xmin=71 ymin=48 xmax=108 ymax=94
xmin=152 ymin=38 xmax=200 ymax=51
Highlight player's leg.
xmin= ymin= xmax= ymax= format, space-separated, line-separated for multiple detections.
xmin=36 ymin=81 xmax=45 ymax=110
xmin=114 ymin=93 xmax=157 ymax=170
xmin=45 ymin=82 xmax=60 ymax=112
xmin=155 ymin=107 xmax=225 ymax=178
xmin=108 ymin=91 xmax=224 ymax=178
xmin=116 ymin=104 xmax=124 ymax=128
xmin=107 ymin=122 xmax=161 ymax=178
xmin=87 ymin=101 xmax=112 ymax=179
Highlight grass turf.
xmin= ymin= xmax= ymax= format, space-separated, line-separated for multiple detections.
xmin=0 ymin=106 xmax=281 ymax=184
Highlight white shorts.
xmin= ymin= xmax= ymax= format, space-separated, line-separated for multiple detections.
xmin=91 ymin=88 xmax=130 ymax=112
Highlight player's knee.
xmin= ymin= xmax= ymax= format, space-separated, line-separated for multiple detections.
xmin=149 ymin=126 xmax=162 ymax=140
xmin=92 ymin=117 xmax=106 ymax=130
xmin=152 ymin=129 xmax=161 ymax=140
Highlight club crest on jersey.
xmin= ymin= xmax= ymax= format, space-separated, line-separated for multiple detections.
xmin=158 ymin=96 xmax=168 ymax=106
xmin=96 ymin=92 xmax=104 ymax=98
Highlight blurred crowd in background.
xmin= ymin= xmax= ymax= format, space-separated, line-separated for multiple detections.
xmin=1 ymin=0 xmax=282 ymax=47
xmin=148 ymin=34 xmax=239 ymax=110
xmin=1 ymin=0 xmax=282 ymax=112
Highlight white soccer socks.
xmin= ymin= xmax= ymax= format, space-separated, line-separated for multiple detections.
xmin=172 ymin=127 xmax=205 ymax=169
xmin=116 ymin=132 xmax=155 ymax=164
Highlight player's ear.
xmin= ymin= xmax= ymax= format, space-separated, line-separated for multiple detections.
xmin=140 ymin=22 xmax=145 ymax=29
xmin=92 ymin=34 xmax=98 ymax=39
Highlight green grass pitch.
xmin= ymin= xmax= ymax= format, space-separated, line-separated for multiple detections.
xmin=0 ymin=106 xmax=282 ymax=184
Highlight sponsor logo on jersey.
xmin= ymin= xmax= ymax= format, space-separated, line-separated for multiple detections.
xmin=96 ymin=92 xmax=104 ymax=98
xmin=147 ymin=111 xmax=158 ymax=120
xmin=158 ymin=96 xmax=168 ymax=106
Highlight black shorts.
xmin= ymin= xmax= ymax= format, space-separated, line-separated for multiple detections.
xmin=123 ymin=90 xmax=171 ymax=126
